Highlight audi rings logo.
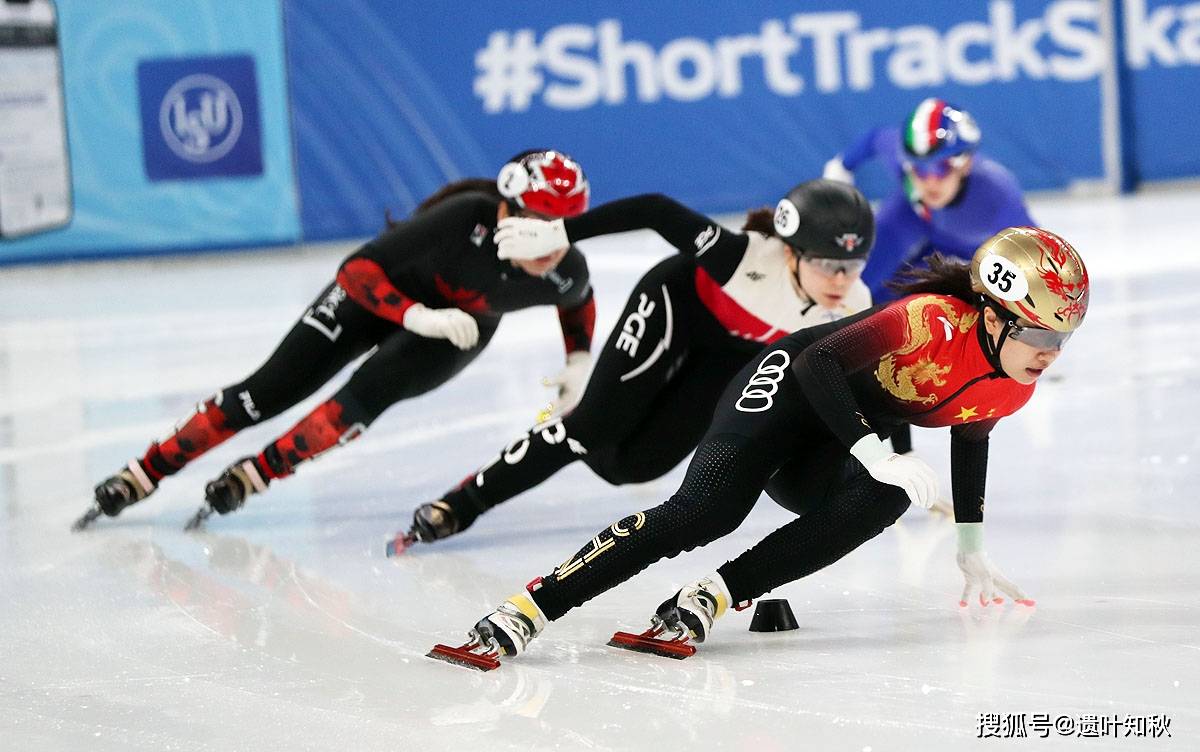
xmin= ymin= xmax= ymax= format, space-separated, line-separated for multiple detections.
xmin=735 ymin=349 xmax=791 ymax=413
xmin=159 ymin=74 xmax=243 ymax=163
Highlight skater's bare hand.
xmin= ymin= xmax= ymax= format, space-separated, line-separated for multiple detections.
xmin=956 ymin=550 xmax=1034 ymax=608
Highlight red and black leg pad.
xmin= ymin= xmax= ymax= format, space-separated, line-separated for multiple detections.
xmin=427 ymin=640 xmax=502 ymax=672
xmin=608 ymin=624 xmax=696 ymax=659
xmin=258 ymin=398 xmax=359 ymax=480
xmin=142 ymin=398 xmax=237 ymax=481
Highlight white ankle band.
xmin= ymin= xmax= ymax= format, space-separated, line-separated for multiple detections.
xmin=240 ymin=460 xmax=268 ymax=494
xmin=126 ymin=460 xmax=155 ymax=494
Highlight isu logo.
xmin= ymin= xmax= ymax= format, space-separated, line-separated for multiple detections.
xmin=834 ymin=233 xmax=862 ymax=252
xmin=159 ymin=74 xmax=243 ymax=163
xmin=735 ymin=349 xmax=791 ymax=413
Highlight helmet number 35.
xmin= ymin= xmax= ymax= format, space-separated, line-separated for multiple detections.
xmin=987 ymin=263 xmax=1015 ymax=292
xmin=979 ymin=254 xmax=1028 ymax=302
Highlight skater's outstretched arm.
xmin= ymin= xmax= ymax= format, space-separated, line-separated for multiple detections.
xmin=836 ymin=126 xmax=895 ymax=173
xmin=336 ymin=196 xmax=494 ymax=349
xmin=495 ymin=193 xmax=751 ymax=284
xmin=563 ymin=193 xmax=746 ymax=257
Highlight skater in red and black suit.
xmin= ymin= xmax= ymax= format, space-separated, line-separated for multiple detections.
xmin=396 ymin=180 xmax=877 ymax=551
xmin=74 ymin=150 xmax=597 ymax=531
xmin=430 ymin=226 xmax=1090 ymax=668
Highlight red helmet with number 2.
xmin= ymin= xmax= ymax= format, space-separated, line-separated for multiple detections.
xmin=496 ymin=150 xmax=589 ymax=218
xmin=970 ymin=226 xmax=1089 ymax=333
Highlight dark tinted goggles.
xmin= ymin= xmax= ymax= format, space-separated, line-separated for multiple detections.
xmin=1007 ymin=321 xmax=1072 ymax=351
xmin=906 ymin=154 xmax=970 ymax=179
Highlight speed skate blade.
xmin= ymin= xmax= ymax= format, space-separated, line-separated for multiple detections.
xmin=71 ymin=505 xmax=103 ymax=532
xmin=608 ymin=630 xmax=696 ymax=659
xmin=427 ymin=643 xmax=501 ymax=672
xmin=183 ymin=505 xmax=213 ymax=532
xmin=385 ymin=532 xmax=416 ymax=558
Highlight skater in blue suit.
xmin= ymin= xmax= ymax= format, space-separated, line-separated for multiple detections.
xmin=824 ymin=98 xmax=1035 ymax=305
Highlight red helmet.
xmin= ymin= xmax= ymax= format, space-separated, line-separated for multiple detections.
xmin=496 ymin=150 xmax=589 ymax=218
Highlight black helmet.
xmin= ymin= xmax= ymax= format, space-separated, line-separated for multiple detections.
xmin=772 ymin=179 xmax=874 ymax=260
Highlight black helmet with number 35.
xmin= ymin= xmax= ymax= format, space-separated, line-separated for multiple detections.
xmin=772 ymin=179 xmax=875 ymax=260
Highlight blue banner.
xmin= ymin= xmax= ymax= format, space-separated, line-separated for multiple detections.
xmin=285 ymin=0 xmax=1114 ymax=241
xmin=0 ymin=0 xmax=298 ymax=263
xmin=1120 ymin=0 xmax=1200 ymax=181
xmin=3 ymin=1 xmax=1195 ymax=261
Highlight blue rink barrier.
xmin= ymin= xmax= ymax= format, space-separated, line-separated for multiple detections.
xmin=1 ymin=1 xmax=1197 ymax=263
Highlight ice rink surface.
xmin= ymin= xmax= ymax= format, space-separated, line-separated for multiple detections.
xmin=2 ymin=189 xmax=1198 ymax=751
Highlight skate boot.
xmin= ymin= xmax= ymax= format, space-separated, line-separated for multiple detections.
xmin=387 ymin=494 xmax=478 ymax=556
xmin=184 ymin=456 xmax=268 ymax=531
xmin=428 ymin=589 xmax=547 ymax=671
xmin=610 ymin=573 xmax=744 ymax=658
xmin=386 ymin=500 xmax=458 ymax=556
xmin=72 ymin=461 xmax=157 ymax=531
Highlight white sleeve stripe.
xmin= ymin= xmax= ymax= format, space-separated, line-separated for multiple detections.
xmin=695 ymin=226 xmax=721 ymax=257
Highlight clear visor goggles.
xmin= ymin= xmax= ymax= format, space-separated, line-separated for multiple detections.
xmin=800 ymin=255 xmax=867 ymax=278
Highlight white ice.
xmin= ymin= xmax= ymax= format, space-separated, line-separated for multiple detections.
xmin=1 ymin=189 xmax=1198 ymax=751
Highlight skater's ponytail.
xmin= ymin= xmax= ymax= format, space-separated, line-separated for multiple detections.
xmin=741 ymin=207 xmax=776 ymax=236
xmin=384 ymin=178 xmax=503 ymax=229
xmin=889 ymin=253 xmax=976 ymax=302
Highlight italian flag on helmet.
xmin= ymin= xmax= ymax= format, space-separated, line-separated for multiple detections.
xmin=903 ymin=98 xmax=980 ymax=162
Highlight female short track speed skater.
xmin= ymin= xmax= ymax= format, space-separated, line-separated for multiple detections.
xmin=824 ymin=98 xmax=1036 ymax=456
xmin=427 ymin=226 xmax=1089 ymax=670
xmin=391 ymin=180 xmax=876 ymax=554
xmin=73 ymin=150 xmax=598 ymax=531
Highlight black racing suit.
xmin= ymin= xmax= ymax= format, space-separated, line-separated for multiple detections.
xmin=135 ymin=191 xmax=594 ymax=490
xmin=524 ymin=294 xmax=1030 ymax=620
xmin=439 ymin=193 xmax=869 ymax=532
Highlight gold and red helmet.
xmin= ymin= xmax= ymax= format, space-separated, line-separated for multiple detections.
xmin=969 ymin=226 xmax=1089 ymax=333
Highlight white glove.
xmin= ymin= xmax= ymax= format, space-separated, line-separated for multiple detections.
xmin=402 ymin=303 xmax=479 ymax=350
xmin=493 ymin=216 xmax=569 ymax=261
xmin=929 ymin=496 xmax=955 ymax=518
xmin=822 ymin=155 xmax=855 ymax=185
xmin=542 ymin=351 xmax=592 ymax=417
xmin=849 ymin=434 xmax=938 ymax=509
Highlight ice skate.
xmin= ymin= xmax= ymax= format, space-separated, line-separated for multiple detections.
xmin=387 ymin=499 xmax=463 ymax=556
xmin=185 ymin=456 xmax=268 ymax=531
xmin=428 ymin=590 xmax=546 ymax=671
xmin=72 ymin=461 xmax=157 ymax=531
xmin=609 ymin=574 xmax=743 ymax=659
